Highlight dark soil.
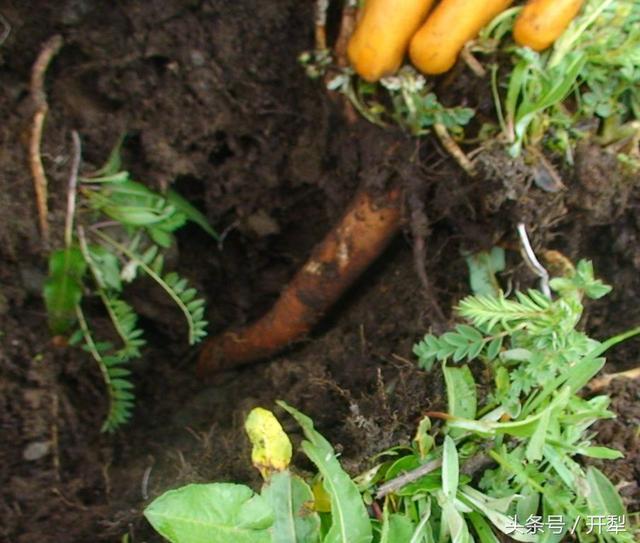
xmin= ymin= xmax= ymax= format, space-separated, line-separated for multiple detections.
xmin=0 ymin=1 xmax=639 ymax=542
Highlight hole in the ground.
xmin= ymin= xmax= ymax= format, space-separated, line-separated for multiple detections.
xmin=208 ymin=130 xmax=234 ymax=165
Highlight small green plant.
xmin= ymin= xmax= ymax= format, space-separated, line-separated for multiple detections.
xmin=44 ymin=137 xmax=216 ymax=431
xmin=144 ymin=259 xmax=639 ymax=542
xmin=304 ymin=0 xmax=640 ymax=169
xmin=326 ymin=66 xmax=475 ymax=138
xmin=484 ymin=0 xmax=640 ymax=159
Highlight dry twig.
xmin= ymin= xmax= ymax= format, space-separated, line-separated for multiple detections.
xmin=65 ymin=131 xmax=82 ymax=247
xmin=327 ymin=0 xmax=359 ymax=124
xmin=460 ymin=44 xmax=487 ymax=77
xmin=375 ymin=458 xmax=442 ymax=499
xmin=587 ymin=366 xmax=640 ymax=393
xmin=433 ymin=123 xmax=477 ymax=177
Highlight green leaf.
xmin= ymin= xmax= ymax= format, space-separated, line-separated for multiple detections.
xmin=87 ymin=245 xmax=122 ymax=291
xmin=261 ymin=470 xmax=321 ymax=543
xmin=524 ymin=356 xmax=605 ymax=416
xmin=460 ymin=487 xmax=537 ymax=543
xmin=91 ymin=133 xmax=125 ymax=177
xmin=585 ymin=467 xmax=626 ymax=517
xmin=44 ymin=247 xmax=87 ymax=335
xmin=409 ymin=498 xmax=433 ymax=543
xmin=148 ymin=227 xmax=174 ymax=248
xmin=486 ymin=337 xmax=503 ymax=361
xmin=525 ymin=404 xmax=551 ymax=462
xmin=444 ymin=365 xmax=477 ymax=438
xmin=465 ymin=248 xmax=505 ymax=297
xmin=380 ymin=507 xmax=415 ymax=543
xmin=577 ymin=446 xmax=623 ymax=460
xmin=167 ymin=189 xmax=219 ymax=240
xmin=440 ymin=497 xmax=471 ymax=543
xmin=144 ymin=483 xmax=273 ymax=543
xmin=442 ymin=436 xmax=459 ymax=500
xmin=444 ymin=364 xmax=477 ymax=420
xmin=278 ymin=402 xmax=373 ymax=543
xmin=515 ymin=490 xmax=540 ymax=526
xmin=466 ymin=511 xmax=500 ymax=543
xmin=450 ymin=387 xmax=570 ymax=439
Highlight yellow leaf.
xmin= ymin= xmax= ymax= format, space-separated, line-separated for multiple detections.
xmin=311 ymin=478 xmax=332 ymax=513
xmin=245 ymin=407 xmax=292 ymax=479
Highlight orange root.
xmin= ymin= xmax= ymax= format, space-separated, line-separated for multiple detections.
xmin=197 ymin=186 xmax=402 ymax=376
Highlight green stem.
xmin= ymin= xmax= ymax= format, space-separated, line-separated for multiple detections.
xmin=77 ymin=226 xmax=139 ymax=357
xmin=489 ymin=64 xmax=508 ymax=138
xmin=75 ymin=304 xmax=115 ymax=414
xmin=590 ymin=326 xmax=640 ymax=358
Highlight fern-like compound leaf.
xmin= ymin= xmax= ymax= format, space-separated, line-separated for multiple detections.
xmin=105 ymin=297 xmax=146 ymax=358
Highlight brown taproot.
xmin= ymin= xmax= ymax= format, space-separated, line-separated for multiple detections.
xmin=197 ymin=185 xmax=402 ymax=376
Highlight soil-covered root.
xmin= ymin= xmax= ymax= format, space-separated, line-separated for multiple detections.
xmin=197 ymin=185 xmax=403 ymax=375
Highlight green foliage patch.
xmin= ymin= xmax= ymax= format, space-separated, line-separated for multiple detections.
xmin=144 ymin=259 xmax=639 ymax=542
xmin=44 ymin=139 xmax=216 ymax=431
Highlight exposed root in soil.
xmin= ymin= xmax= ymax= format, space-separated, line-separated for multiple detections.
xmin=28 ymin=34 xmax=63 ymax=246
xmin=433 ymin=123 xmax=477 ymax=177
xmin=198 ymin=184 xmax=403 ymax=374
